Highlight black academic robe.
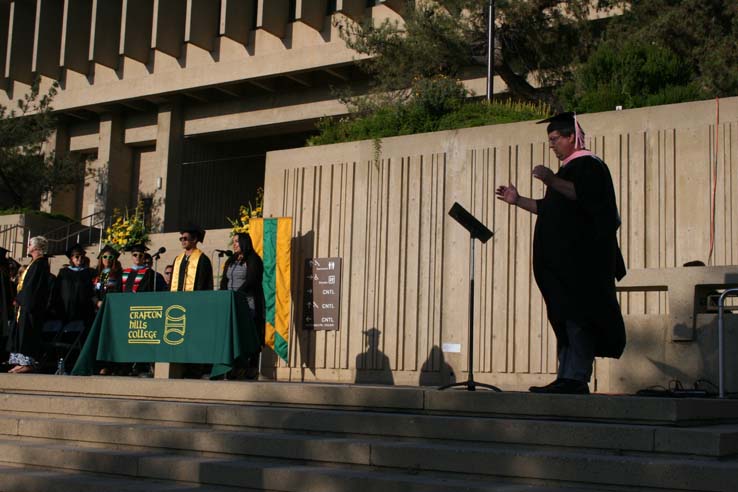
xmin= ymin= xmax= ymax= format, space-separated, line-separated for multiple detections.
xmin=6 ymin=256 xmax=50 ymax=358
xmin=173 ymin=251 xmax=213 ymax=291
xmin=55 ymin=267 xmax=96 ymax=325
xmin=0 ymin=267 xmax=11 ymax=340
xmin=533 ymin=154 xmax=626 ymax=358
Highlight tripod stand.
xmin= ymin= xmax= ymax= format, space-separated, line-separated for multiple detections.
xmin=439 ymin=203 xmax=501 ymax=392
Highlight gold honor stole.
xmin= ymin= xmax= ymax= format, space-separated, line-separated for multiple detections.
xmin=15 ymin=257 xmax=38 ymax=321
xmin=170 ymin=249 xmax=203 ymax=292
xmin=249 ymin=217 xmax=292 ymax=362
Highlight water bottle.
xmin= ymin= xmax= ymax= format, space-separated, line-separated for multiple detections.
xmin=56 ymin=358 xmax=66 ymax=375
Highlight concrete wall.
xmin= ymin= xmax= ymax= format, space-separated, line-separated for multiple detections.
xmin=263 ymin=97 xmax=738 ymax=391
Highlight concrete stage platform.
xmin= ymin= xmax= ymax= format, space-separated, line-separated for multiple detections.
xmin=0 ymin=374 xmax=736 ymax=491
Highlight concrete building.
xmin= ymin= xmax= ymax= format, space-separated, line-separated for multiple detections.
xmin=0 ymin=0 xmax=411 ymax=231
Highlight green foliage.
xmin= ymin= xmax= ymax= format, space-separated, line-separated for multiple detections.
xmin=559 ymin=39 xmax=704 ymax=112
xmin=308 ymin=86 xmax=550 ymax=146
xmin=594 ymin=0 xmax=738 ymax=99
xmin=0 ymin=80 xmax=87 ymax=209
xmin=337 ymin=0 xmax=617 ymax=107
xmin=0 ymin=207 xmax=74 ymax=222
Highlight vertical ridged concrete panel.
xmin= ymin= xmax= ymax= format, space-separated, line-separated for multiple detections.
xmin=152 ymin=0 xmax=185 ymax=58
xmin=119 ymin=0 xmax=153 ymax=63
xmin=295 ymin=0 xmax=327 ymax=31
xmin=60 ymin=0 xmax=92 ymax=74
xmin=89 ymin=0 xmax=121 ymax=69
xmin=220 ymin=0 xmax=255 ymax=46
xmin=5 ymin=0 xmax=35 ymax=84
xmin=256 ymin=0 xmax=289 ymax=39
xmin=185 ymin=0 xmax=218 ymax=51
xmin=32 ymin=0 xmax=63 ymax=78
xmin=264 ymin=98 xmax=738 ymax=387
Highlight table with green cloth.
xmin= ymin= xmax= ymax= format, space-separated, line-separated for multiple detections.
xmin=72 ymin=290 xmax=261 ymax=379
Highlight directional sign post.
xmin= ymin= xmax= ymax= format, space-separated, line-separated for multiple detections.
xmin=303 ymin=257 xmax=342 ymax=330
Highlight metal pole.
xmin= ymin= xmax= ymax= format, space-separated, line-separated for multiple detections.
xmin=467 ymin=237 xmax=475 ymax=390
xmin=486 ymin=0 xmax=495 ymax=102
xmin=717 ymin=288 xmax=738 ymax=398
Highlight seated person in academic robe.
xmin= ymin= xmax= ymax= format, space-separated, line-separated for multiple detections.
xmin=6 ymin=236 xmax=51 ymax=374
xmin=143 ymin=253 xmax=168 ymax=292
xmin=54 ymin=244 xmax=96 ymax=330
xmin=171 ymin=224 xmax=213 ymax=292
xmin=121 ymin=244 xmax=155 ymax=293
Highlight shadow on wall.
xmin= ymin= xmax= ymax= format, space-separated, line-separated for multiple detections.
xmin=419 ymin=345 xmax=455 ymax=387
xmin=355 ymin=328 xmax=394 ymax=385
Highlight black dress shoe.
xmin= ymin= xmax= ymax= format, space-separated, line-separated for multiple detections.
xmin=529 ymin=378 xmax=590 ymax=394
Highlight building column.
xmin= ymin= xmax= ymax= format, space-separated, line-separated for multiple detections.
xmin=86 ymin=113 xmax=133 ymax=220
xmin=40 ymin=125 xmax=79 ymax=219
xmin=156 ymin=102 xmax=184 ymax=232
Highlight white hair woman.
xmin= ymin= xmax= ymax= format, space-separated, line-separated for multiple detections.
xmin=6 ymin=236 xmax=51 ymax=373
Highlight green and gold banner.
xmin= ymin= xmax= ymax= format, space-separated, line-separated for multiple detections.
xmin=72 ymin=291 xmax=260 ymax=378
xmin=249 ymin=217 xmax=292 ymax=362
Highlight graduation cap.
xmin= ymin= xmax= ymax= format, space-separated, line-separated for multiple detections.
xmin=65 ymin=243 xmax=87 ymax=259
xmin=126 ymin=243 xmax=150 ymax=253
xmin=97 ymin=245 xmax=120 ymax=259
xmin=0 ymin=246 xmax=8 ymax=259
xmin=179 ymin=222 xmax=206 ymax=242
xmin=538 ymin=111 xmax=586 ymax=149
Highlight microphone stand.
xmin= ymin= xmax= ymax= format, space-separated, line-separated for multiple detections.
xmin=216 ymin=251 xmax=225 ymax=290
xmin=152 ymin=255 xmax=159 ymax=292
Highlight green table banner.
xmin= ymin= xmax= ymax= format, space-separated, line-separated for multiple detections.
xmin=72 ymin=290 xmax=261 ymax=379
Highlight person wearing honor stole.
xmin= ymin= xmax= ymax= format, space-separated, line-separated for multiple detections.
xmin=121 ymin=244 xmax=155 ymax=293
xmin=171 ymin=224 xmax=213 ymax=292
xmin=54 ymin=244 xmax=96 ymax=330
xmin=6 ymin=236 xmax=51 ymax=373
xmin=495 ymin=112 xmax=626 ymax=395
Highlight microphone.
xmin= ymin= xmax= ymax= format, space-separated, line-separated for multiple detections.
xmin=215 ymin=249 xmax=233 ymax=257
xmin=151 ymin=246 xmax=166 ymax=260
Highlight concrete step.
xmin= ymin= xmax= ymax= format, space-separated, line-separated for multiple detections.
xmin=2 ymin=374 xmax=738 ymax=425
xmin=2 ymin=393 xmax=738 ymax=458
xmin=0 ymin=442 xmax=604 ymax=492
xmin=0 ymin=463 xmax=240 ymax=492
xmin=0 ymin=419 xmax=736 ymax=492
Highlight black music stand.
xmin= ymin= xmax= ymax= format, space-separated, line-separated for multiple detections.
xmin=439 ymin=202 xmax=501 ymax=392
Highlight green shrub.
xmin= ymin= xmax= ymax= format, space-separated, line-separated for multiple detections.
xmin=560 ymin=39 xmax=705 ymax=112
xmin=308 ymin=76 xmax=551 ymax=146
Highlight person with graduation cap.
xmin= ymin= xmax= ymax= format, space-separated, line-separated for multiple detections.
xmin=53 ymin=244 xmax=96 ymax=340
xmin=171 ymin=223 xmax=213 ymax=292
xmin=495 ymin=112 xmax=626 ymax=394
xmin=93 ymin=245 xmax=122 ymax=309
xmin=6 ymin=236 xmax=51 ymax=373
xmin=121 ymin=244 xmax=155 ymax=293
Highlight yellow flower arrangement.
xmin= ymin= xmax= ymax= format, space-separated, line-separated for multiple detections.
xmin=103 ymin=201 xmax=150 ymax=251
xmin=228 ymin=187 xmax=264 ymax=236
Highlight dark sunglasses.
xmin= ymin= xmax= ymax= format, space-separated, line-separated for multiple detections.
xmin=131 ymin=252 xmax=144 ymax=258
xmin=179 ymin=236 xmax=193 ymax=242
xmin=101 ymin=255 xmax=115 ymax=260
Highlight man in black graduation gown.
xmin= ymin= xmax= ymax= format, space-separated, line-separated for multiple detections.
xmin=121 ymin=244 xmax=155 ymax=293
xmin=171 ymin=224 xmax=213 ymax=292
xmin=54 ymin=244 xmax=96 ymax=329
xmin=495 ymin=112 xmax=626 ymax=394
